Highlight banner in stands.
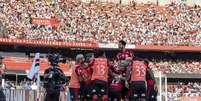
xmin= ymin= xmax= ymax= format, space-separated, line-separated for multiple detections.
xmin=98 ymin=43 xmax=118 ymax=49
xmin=0 ymin=38 xmax=98 ymax=48
xmin=134 ymin=0 xmax=158 ymax=4
xmin=84 ymin=0 xmax=201 ymax=5
xmin=98 ymin=43 xmax=135 ymax=49
xmin=31 ymin=18 xmax=58 ymax=26
xmin=2 ymin=38 xmax=201 ymax=51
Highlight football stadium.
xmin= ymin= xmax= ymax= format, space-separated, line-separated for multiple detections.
xmin=0 ymin=0 xmax=201 ymax=101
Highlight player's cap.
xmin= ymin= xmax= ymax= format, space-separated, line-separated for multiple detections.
xmin=119 ymin=40 xmax=126 ymax=45
xmin=76 ymin=54 xmax=85 ymax=61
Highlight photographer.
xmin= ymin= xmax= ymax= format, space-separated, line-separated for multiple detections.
xmin=44 ymin=53 xmax=68 ymax=101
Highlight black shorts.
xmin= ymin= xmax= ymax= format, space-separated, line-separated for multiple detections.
xmin=121 ymin=80 xmax=129 ymax=99
xmin=92 ymin=80 xmax=108 ymax=96
xmin=80 ymin=84 xmax=92 ymax=99
xmin=69 ymin=88 xmax=80 ymax=100
xmin=44 ymin=92 xmax=60 ymax=101
xmin=130 ymin=81 xmax=146 ymax=99
xmin=147 ymin=86 xmax=157 ymax=101
xmin=108 ymin=84 xmax=122 ymax=100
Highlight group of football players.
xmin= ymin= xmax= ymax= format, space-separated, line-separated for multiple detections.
xmin=68 ymin=40 xmax=158 ymax=101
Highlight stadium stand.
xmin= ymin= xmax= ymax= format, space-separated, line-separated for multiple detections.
xmin=3 ymin=56 xmax=201 ymax=75
xmin=149 ymin=59 xmax=201 ymax=74
xmin=3 ymin=56 xmax=70 ymax=76
xmin=1 ymin=0 xmax=201 ymax=100
xmin=167 ymin=82 xmax=201 ymax=100
xmin=0 ymin=0 xmax=201 ymax=46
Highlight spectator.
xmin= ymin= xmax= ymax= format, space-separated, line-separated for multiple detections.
xmin=149 ymin=59 xmax=201 ymax=74
xmin=167 ymin=82 xmax=201 ymax=98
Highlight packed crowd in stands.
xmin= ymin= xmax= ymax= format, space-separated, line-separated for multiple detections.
xmin=149 ymin=59 xmax=201 ymax=74
xmin=1 ymin=1 xmax=201 ymax=100
xmin=168 ymin=82 xmax=201 ymax=99
xmin=63 ymin=58 xmax=201 ymax=74
xmin=0 ymin=0 xmax=201 ymax=46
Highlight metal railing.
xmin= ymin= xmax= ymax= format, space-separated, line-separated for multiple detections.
xmin=2 ymin=89 xmax=67 ymax=101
